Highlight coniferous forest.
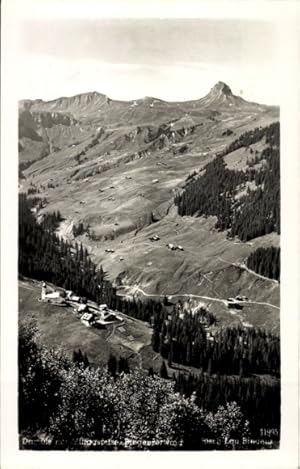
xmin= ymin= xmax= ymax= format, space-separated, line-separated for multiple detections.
xmin=246 ymin=247 xmax=280 ymax=281
xmin=19 ymin=193 xmax=280 ymax=449
xmin=151 ymin=308 xmax=280 ymax=376
xmin=19 ymin=193 xmax=115 ymax=304
xmin=174 ymin=122 xmax=280 ymax=242
xmin=173 ymin=371 xmax=280 ymax=438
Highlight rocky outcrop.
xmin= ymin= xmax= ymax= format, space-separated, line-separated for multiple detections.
xmin=19 ymin=110 xmax=43 ymax=141
xmin=32 ymin=111 xmax=77 ymax=128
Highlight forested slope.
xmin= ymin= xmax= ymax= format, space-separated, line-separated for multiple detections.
xmin=174 ymin=122 xmax=280 ymax=242
xmin=246 ymin=247 xmax=280 ymax=281
xmin=19 ymin=193 xmax=115 ymax=303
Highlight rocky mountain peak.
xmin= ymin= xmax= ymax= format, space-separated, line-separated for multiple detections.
xmin=210 ymin=81 xmax=233 ymax=96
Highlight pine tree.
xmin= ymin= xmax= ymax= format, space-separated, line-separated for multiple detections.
xmin=160 ymin=361 xmax=168 ymax=379
xmin=207 ymin=358 xmax=212 ymax=376
xmin=83 ymin=352 xmax=90 ymax=369
xmin=168 ymin=342 xmax=174 ymax=367
xmin=107 ymin=354 xmax=117 ymax=377
xmin=118 ymin=356 xmax=130 ymax=374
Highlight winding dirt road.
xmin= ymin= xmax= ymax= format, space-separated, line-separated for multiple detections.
xmin=118 ymin=284 xmax=280 ymax=311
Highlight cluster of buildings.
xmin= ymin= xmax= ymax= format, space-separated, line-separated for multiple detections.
xmin=40 ymin=282 xmax=123 ymax=328
xmin=78 ymin=303 xmax=123 ymax=328
xmin=166 ymin=243 xmax=184 ymax=251
xmin=148 ymin=234 xmax=185 ymax=252
xmin=226 ymin=295 xmax=248 ymax=309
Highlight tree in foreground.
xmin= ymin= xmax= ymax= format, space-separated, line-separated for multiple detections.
xmin=205 ymin=401 xmax=250 ymax=448
xmin=19 ymin=319 xmax=266 ymax=451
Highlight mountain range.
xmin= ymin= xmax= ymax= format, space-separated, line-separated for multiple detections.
xmin=20 ymin=81 xmax=273 ymax=123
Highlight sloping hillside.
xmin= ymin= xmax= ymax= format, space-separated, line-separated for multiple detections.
xmin=19 ymin=279 xmax=159 ymax=370
xmin=19 ymin=82 xmax=280 ymax=331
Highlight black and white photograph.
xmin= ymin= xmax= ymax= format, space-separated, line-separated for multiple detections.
xmin=1 ymin=0 xmax=299 ymax=466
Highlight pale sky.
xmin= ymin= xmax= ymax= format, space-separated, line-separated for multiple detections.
xmin=18 ymin=16 xmax=282 ymax=104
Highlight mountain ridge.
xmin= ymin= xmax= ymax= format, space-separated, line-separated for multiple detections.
xmin=19 ymin=81 xmax=276 ymax=114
